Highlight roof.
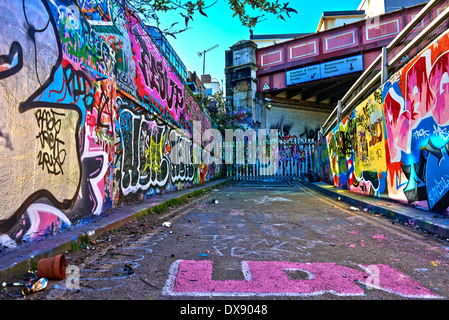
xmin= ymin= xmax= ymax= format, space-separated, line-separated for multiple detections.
xmin=322 ymin=10 xmax=365 ymax=17
xmin=250 ymin=33 xmax=312 ymax=40
xmin=316 ymin=10 xmax=366 ymax=31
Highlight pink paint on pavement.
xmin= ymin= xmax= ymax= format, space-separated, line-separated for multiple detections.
xmin=372 ymin=234 xmax=389 ymax=242
xmin=163 ymin=260 xmax=441 ymax=298
xmin=230 ymin=209 xmax=245 ymax=216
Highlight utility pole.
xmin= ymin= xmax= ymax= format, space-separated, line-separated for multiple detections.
xmin=198 ymin=44 xmax=219 ymax=96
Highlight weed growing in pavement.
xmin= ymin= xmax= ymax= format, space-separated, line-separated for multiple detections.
xmin=71 ymin=231 xmax=95 ymax=252
xmin=147 ymin=188 xmax=207 ymax=215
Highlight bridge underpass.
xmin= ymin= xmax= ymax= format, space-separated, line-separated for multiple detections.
xmin=235 ymin=1 xmax=449 ymax=184
xmin=263 ymin=72 xmax=360 ymax=113
xmin=256 ymin=2 xmax=428 ymax=113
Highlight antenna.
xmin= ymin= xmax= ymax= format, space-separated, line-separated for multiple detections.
xmin=197 ymin=44 xmax=219 ymax=57
xmin=198 ymin=44 xmax=219 ymax=95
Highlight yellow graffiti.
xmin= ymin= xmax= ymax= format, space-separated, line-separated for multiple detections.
xmin=143 ymin=134 xmax=166 ymax=173
xmin=354 ymin=90 xmax=387 ymax=173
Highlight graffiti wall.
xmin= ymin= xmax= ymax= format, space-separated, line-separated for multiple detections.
xmin=326 ymin=90 xmax=387 ymax=197
xmin=267 ymin=107 xmax=324 ymax=140
xmin=322 ymin=29 xmax=449 ymax=216
xmin=0 ymin=0 xmax=218 ymax=249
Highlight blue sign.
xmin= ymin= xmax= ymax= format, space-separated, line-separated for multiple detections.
xmin=285 ymin=65 xmax=320 ymax=86
xmin=286 ymin=54 xmax=363 ymax=86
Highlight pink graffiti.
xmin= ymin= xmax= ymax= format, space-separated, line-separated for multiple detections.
xmin=383 ymin=88 xmax=409 ymax=162
xmin=22 ymin=203 xmax=71 ymax=241
xmin=384 ymin=49 xmax=449 ymax=161
xmin=187 ymin=94 xmax=211 ymax=131
xmin=126 ymin=13 xmax=187 ymax=123
xmin=163 ymin=260 xmax=441 ymax=298
xmin=406 ymin=54 xmax=435 ymax=124
xmin=429 ymin=51 xmax=449 ymax=125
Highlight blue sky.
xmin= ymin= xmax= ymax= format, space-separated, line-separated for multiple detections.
xmin=155 ymin=0 xmax=362 ymax=89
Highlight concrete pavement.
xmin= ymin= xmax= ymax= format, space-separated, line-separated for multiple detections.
xmin=308 ymin=181 xmax=449 ymax=240
xmin=1 ymin=178 xmax=448 ymax=290
xmin=30 ymin=180 xmax=449 ymax=300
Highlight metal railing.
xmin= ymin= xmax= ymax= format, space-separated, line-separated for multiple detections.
xmin=322 ymin=0 xmax=449 ymax=134
xmin=224 ymin=139 xmax=317 ymax=180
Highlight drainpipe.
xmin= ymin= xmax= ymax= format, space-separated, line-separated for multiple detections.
xmin=337 ymin=100 xmax=342 ymax=124
xmin=381 ymin=46 xmax=388 ymax=85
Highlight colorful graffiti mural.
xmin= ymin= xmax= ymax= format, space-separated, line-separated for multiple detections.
xmin=383 ymin=32 xmax=449 ymax=213
xmin=113 ymin=94 xmax=206 ymax=203
xmin=326 ymin=90 xmax=387 ymax=197
xmin=323 ymin=29 xmax=449 ymax=216
xmin=126 ymin=10 xmax=189 ymax=129
xmin=0 ymin=0 xmax=218 ymax=249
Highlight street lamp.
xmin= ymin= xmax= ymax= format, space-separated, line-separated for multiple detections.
xmin=198 ymin=44 xmax=219 ymax=96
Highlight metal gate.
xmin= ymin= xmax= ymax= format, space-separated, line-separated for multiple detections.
xmin=224 ymin=138 xmax=317 ymax=180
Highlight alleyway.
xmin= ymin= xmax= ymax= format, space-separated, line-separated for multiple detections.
xmin=25 ymin=180 xmax=449 ymax=301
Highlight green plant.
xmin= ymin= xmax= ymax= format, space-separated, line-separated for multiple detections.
xmin=29 ymin=258 xmax=38 ymax=271
xmin=71 ymin=240 xmax=80 ymax=252
xmin=147 ymin=188 xmax=209 ymax=214
xmin=79 ymin=231 xmax=94 ymax=245
xmin=70 ymin=231 xmax=95 ymax=252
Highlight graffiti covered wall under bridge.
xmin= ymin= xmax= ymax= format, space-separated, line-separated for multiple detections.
xmin=0 ymin=0 xmax=220 ymax=249
xmin=321 ymin=28 xmax=449 ymax=217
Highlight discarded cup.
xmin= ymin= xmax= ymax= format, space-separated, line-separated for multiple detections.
xmin=350 ymin=206 xmax=360 ymax=211
xmin=162 ymin=222 xmax=171 ymax=228
xmin=22 ymin=278 xmax=48 ymax=295
xmin=212 ymin=199 xmax=218 ymax=204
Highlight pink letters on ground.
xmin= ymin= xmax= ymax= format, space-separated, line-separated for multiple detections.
xmin=163 ymin=260 xmax=441 ymax=298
